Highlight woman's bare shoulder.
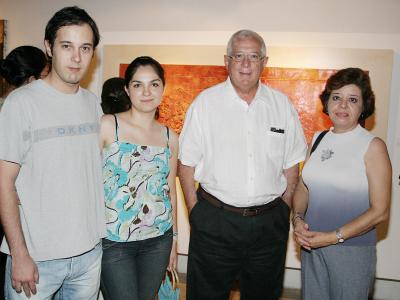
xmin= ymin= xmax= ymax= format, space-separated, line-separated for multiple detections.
xmin=367 ymin=137 xmax=388 ymax=156
xmin=365 ymin=137 xmax=391 ymax=168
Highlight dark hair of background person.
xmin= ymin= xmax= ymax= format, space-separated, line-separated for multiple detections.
xmin=124 ymin=56 xmax=165 ymax=119
xmin=101 ymin=77 xmax=131 ymax=114
xmin=0 ymin=45 xmax=47 ymax=87
xmin=320 ymin=67 xmax=375 ymax=121
xmin=44 ymin=6 xmax=100 ymax=50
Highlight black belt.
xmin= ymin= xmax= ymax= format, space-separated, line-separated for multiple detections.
xmin=197 ymin=185 xmax=281 ymax=217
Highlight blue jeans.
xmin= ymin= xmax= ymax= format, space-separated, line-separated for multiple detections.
xmin=100 ymin=229 xmax=172 ymax=300
xmin=4 ymin=242 xmax=102 ymax=300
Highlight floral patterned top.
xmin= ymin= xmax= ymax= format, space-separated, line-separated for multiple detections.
xmin=102 ymin=115 xmax=172 ymax=242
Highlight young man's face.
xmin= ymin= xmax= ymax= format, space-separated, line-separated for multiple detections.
xmin=45 ymin=24 xmax=94 ymax=92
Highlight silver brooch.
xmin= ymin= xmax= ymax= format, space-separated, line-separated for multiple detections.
xmin=321 ymin=149 xmax=334 ymax=161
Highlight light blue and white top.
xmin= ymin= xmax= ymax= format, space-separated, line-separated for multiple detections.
xmin=302 ymin=124 xmax=376 ymax=246
xmin=103 ymin=115 xmax=172 ymax=242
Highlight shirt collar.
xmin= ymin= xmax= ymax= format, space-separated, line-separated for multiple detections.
xmin=224 ymin=78 xmax=263 ymax=106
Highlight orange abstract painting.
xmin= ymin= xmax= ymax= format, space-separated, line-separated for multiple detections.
xmin=120 ymin=64 xmax=335 ymax=143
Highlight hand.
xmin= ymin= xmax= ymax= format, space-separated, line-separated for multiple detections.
xmin=188 ymin=201 xmax=198 ymax=215
xmin=293 ymin=219 xmax=311 ymax=250
xmin=303 ymin=230 xmax=337 ymax=249
xmin=167 ymin=240 xmax=177 ymax=271
xmin=295 ymin=228 xmax=337 ymax=249
xmin=11 ymin=252 xmax=39 ymax=298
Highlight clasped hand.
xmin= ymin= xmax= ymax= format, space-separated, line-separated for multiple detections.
xmin=293 ymin=220 xmax=336 ymax=250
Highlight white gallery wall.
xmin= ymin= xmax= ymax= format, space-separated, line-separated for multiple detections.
xmin=1 ymin=0 xmax=400 ymax=52
xmin=1 ymin=0 xmax=400 ymax=298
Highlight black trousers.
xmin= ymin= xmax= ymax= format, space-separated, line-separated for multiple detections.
xmin=186 ymin=192 xmax=290 ymax=300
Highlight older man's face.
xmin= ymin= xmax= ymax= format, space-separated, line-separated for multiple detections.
xmin=224 ymin=37 xmax=267 ymax=97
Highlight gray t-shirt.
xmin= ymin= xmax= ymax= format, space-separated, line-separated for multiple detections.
xmin=0 ymin=79 xmax=106 ymax=261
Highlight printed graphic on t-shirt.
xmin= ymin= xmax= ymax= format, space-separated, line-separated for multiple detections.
xmin=23 ymin=122 xmax=99 ymax=143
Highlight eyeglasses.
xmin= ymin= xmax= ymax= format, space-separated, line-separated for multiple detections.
xmin=227 ymin=53 xmax=264 ymax=62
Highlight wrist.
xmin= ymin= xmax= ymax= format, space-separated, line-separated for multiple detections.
xmin=10 ymin=245 xmax=30 ymax=259
xmin=172 ymin=231 xmax=178 ymax=242
xmin=334 ymin=228 xmax=345 ymax=244
xmin=292 ymin=212 xmax=305 ymax=226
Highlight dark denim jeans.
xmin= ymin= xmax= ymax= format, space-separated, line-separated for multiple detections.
xmin=100 ymin=229 xmax=172 ymax=300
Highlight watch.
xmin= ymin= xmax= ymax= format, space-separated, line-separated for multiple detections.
xmin=335 ymin=228 xmax=345 ymax=243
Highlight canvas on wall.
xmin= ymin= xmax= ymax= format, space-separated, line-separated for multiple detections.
xmin=120 ymin=64 xmax=335 ymax=142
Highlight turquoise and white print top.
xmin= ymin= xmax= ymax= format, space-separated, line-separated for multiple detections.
xmin=103 ymin=115 xmax=172 ymax=242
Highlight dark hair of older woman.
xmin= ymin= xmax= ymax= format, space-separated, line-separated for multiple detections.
xmin=292 ymin=67 xmax=391 ymax=299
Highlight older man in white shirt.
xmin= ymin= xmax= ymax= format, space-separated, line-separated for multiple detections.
xmin=179 ymin=29 xmax=307 ymax=300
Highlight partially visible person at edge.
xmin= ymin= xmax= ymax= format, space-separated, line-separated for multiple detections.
xmin=0 ymin=6 xmax=106 ymax=300
xmin=101 ymin=77 xmax=131 ymax=114
xmin=100 ymin=56 xmax=178 ymax=300
xmin=292 ymin=67 xmax=391 ymax=300
xmin=0 ymin=45 xmax=48 ymax=99
xmin=0 ymin=45 xmax=48 ymax=300
xmin=178 ymin=29 xmax=307 ymax=300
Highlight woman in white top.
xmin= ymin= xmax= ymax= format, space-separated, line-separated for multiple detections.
xmin=292 ymin=68 xmax=391 ymax=299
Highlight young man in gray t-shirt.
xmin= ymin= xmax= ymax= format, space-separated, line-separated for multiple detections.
xmin=0 ymin=6 xmax=105 ymax=299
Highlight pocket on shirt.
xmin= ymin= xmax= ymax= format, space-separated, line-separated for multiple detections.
xmin=264 ymin=129 xmax=286 ymax=159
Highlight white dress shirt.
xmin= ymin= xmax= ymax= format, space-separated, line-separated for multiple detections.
xmin=179 ymin=78 xmax=307 ymax=207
